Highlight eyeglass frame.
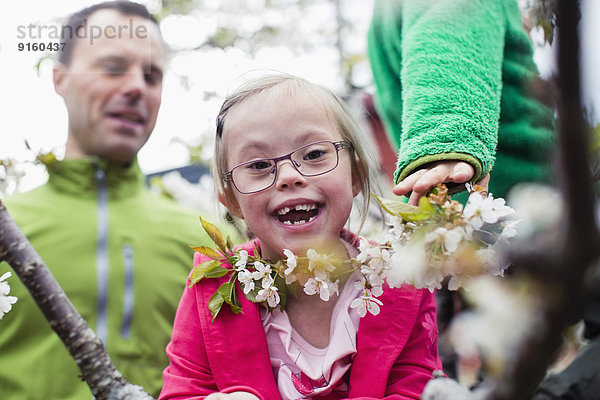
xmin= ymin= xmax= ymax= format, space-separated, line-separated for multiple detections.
xmin=222 ymin=140 xmax=353 ymax=194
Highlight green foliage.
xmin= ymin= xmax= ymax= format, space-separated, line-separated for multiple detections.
xmin=190 ymin=245 xmax=224 ymax=260
xmin=372 ymin=194 xmax=434 ymax=221
xmin=155 ymin=0 xmax=198 ymax=21
xmin=199 ymin=216 xmax=227 ymax=252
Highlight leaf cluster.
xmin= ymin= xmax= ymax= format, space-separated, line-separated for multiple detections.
xmin=189 ymin=217 xmax=289 ymax=320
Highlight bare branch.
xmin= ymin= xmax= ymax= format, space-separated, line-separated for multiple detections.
xmin=0 ymin=199 xmax=154 ymax=400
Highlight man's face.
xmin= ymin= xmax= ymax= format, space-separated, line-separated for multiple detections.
xmin=54 ymin=9 xmax=166 ymax=164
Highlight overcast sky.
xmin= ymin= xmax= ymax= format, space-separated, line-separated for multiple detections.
xmin=1 ymin=0 xmax=598 ymax=192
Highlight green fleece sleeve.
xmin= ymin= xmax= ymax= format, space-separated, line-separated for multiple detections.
xmin=369 ymin=0 xmax=506 ymax=184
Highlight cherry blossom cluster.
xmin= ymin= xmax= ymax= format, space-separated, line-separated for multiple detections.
xmin=351 ymin=184 xmax=518 ymax=316
xmin=191 ymin=184 xmax=518 ymax=319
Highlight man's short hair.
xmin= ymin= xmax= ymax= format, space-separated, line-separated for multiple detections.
xmin=58 ymin=1 xmax=159 ymax=65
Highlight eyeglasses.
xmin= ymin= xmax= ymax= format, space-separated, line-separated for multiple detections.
xmin=223 ymin=140 xmax=352 ymax=194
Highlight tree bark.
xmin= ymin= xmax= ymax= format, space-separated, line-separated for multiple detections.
xmin=0 ymin=199 xmax=154 ymax=400
xmin=488 ymin=0 xmax=600 ymax=399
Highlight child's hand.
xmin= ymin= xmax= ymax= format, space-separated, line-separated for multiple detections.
xmin=393 ymin=161 xmax=489 ymax=205
xmin=204 ymin=391 xmax=261 ymax=400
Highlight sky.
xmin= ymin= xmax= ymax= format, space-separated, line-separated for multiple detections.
xmin=1 ymin=0 xmax=599 ymax=193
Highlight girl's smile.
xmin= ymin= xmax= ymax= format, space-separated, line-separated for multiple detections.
xmin=272 ymin=200 xmax=321 ymax=225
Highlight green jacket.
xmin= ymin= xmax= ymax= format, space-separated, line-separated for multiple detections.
xmin=0 ymin=158 xmax=219 ymax=399
xmin=368 ymin=0 xmax=555 ymax=198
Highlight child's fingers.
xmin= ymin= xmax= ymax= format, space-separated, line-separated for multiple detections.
xmin=446 ymin=162 xmax=475 ymax=184
xmin=394 ymin=162 xmax=476 ymax=205
xmin=392 ymin=169 xmax=427 ymax=196
xmin=473 ymin=173 xmax=491 ymax=196
xmin=411 ymin=165 xmax=453 ymax=193
xmin=408 ymin=187 xmax=427 ymax=205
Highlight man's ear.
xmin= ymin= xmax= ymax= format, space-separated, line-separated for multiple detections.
xmin=218 ymin=190 xmax=244 ymax=219
xmin=53 ymin=64 xmax=68 ymax=97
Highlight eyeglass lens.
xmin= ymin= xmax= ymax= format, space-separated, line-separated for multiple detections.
xmin=231 ymin=141 xmax=341 ymax=193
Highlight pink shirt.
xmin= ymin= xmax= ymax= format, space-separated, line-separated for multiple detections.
xmin=263 ymin=272 xmax=362 ymax=399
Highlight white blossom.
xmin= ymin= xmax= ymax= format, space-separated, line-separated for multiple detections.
xmin=449 ymin=276 xmax=541 ymax=375
xmin=251 ymin=261 xmax=271 ymax=280
xmin=507 ymin=184 xmax=562 ymax=237
xmin=386 ymin=215 xmax=406 ymax=239
xmin=475 ymin=246 xmax=509 ymax=277
xmin=425 ymin=227 xmax=465 ymax=254
xmin=237 ymin=269 xmax=255 ymax=294
xmin=282 ymin=249 xmax=297 ymax=284
xmin=448 ymin=275 xmax=466 ymax=291
xmin=234 ymin=250 xmax=249 ymax=270
xmin=357 ymin=239 xmax=390 ymax=287
xmin=256 ymin=276 xmax=280 ymax=308
xmin=499 ymin=220 xmax=519 ymax=240
xmin=0 ymin=272 xmax=18 ymax=320
xmin=464 ymin=194 xmax=514 ymax=230
xmin=386 ymin=242 xmax=433 ymax=290
xmin=370 ymin=285 xmax=384 ymax=297
xmin=306 ymin=249 xmax=336 ymax=280
xmin=154 ymin=172 xmax=217 ymax=213
xmin=303 ymin=276 xmax=339 ymax=301
xmin=350 ymin=293 xmax=383 ymax=317
xmin=355 ymin=239 xmax=375 ymax=264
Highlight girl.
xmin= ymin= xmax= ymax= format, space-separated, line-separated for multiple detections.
xmin=159 ymin=74 xmax=442 ymax=400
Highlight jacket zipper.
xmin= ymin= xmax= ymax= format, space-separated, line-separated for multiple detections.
xmin=121 ymin=243 xmax=134 ymax=339
xmin=95 ymin=166 xmax=109 ymax=344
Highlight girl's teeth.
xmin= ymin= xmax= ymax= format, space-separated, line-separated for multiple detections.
xmin=281 ymin=216 xmax=316 ymax=225
xmin=278 ymin=207 xmax=290 ymax=215
xmin=278 ymin=204 xmax=317 ymax=215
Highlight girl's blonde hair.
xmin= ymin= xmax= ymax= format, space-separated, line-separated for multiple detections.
xmin=214 ymin=73 xmax=375 ymax=231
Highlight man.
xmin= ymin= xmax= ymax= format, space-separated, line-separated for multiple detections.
xmin=0 ymin=2 xmax=227 ymax=398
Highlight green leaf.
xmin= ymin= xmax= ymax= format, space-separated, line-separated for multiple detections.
xmin=245 ymin=284 xmax=261 ymax=303
xmin=208 ymin=292 xmax=225 ymax=321
xmin=199 ymin=216 xmax=227 ymax=252
xmin=372 ymin=194 xmax=419 ymax=216
xmin=273 ymin=274 xmax=288 ymax=311
xmin=189 ymin=260 xmax=225 ymax=286
xmin=217 ymin=281 xmax=242 ymax=314
xmin=417 ymin=198 xmax=434 ymax=214
xmin=226 ymin=235 xmax=233 ymax=252
xmin=372 ymin=194 xmax=435 ymax=222
xmin=190 ymin=245 xmax=223 ymax=260
xmin=253 ymin=241 xmax=261 ymax=258
xmin=204 ymin=265 xmax=230 ymax=279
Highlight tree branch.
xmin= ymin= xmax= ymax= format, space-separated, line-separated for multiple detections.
xmin=487 ymin=0 xmax=600 ymax=399
xmin=0 ymin=199 xmax=154 ymax=400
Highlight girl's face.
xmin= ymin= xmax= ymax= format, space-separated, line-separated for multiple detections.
xmin=220 ymin=89 xmax=361 ymax=261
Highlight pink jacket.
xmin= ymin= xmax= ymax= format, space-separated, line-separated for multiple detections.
xmin=160 ymin=239 xmax=442 ymax=400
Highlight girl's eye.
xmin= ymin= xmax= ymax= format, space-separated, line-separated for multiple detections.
xmin=247 ymin=160 xmax=272 ymax=171
xmin=304 ymin=150 xmax=326 ymax=161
